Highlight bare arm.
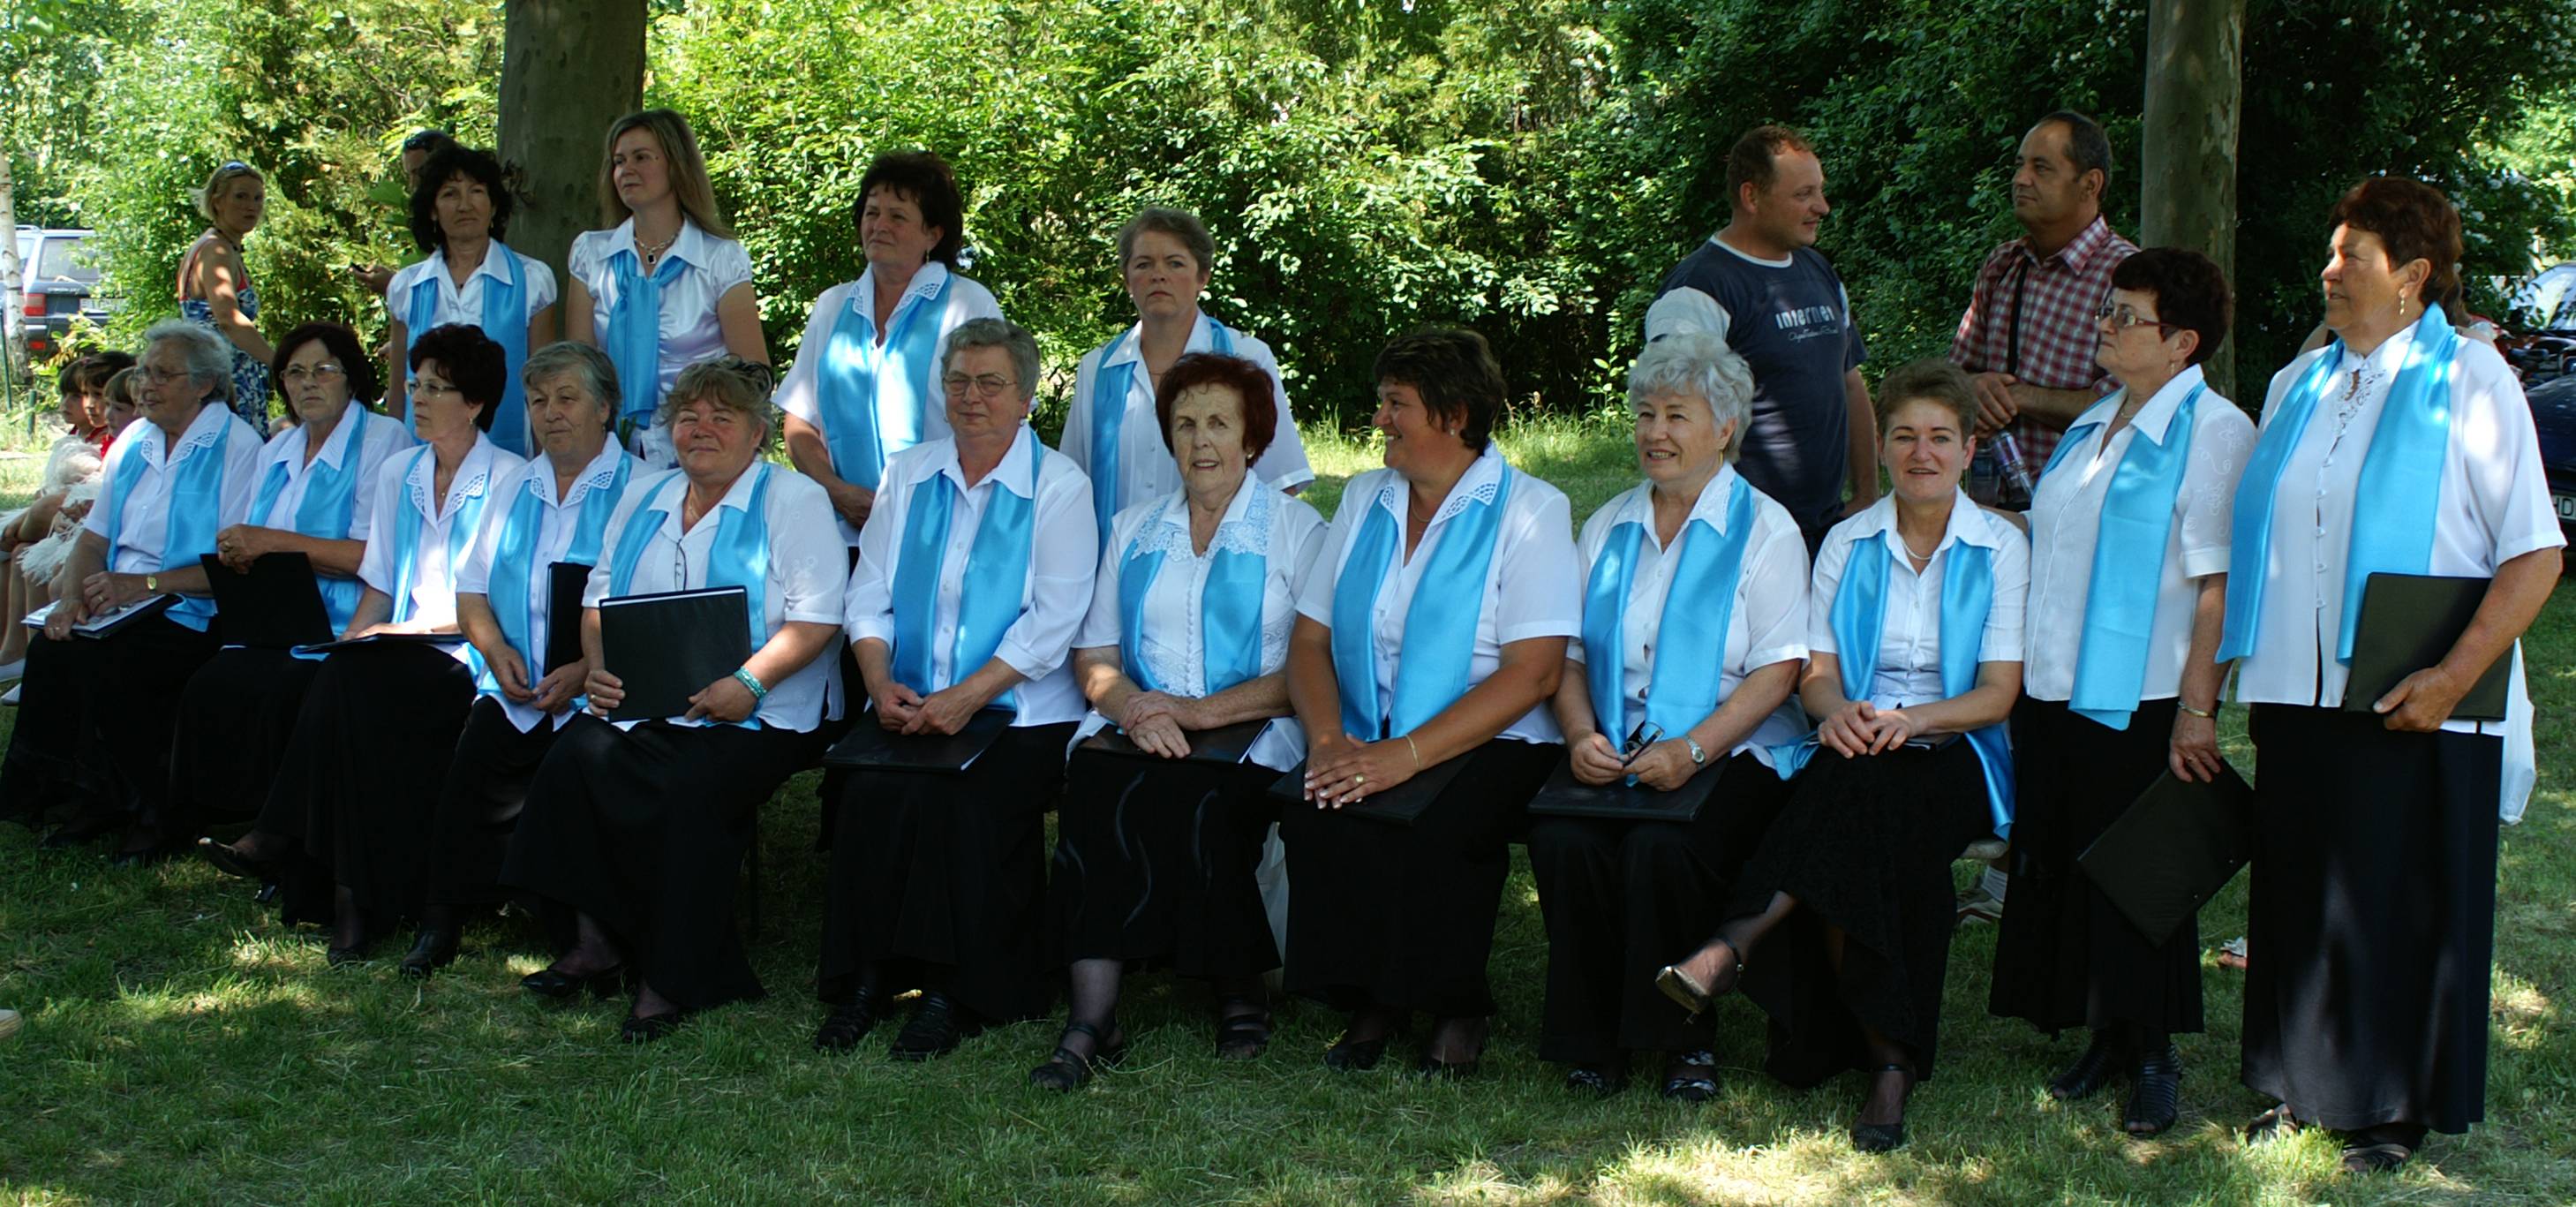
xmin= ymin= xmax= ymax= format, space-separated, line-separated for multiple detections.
xmin=783 ymin=413 xmax=871 ymax=528
xmin=2168 ymin=572 xmax=2230 ymax=781
xmin=1843 ymin=368 xmax=1879 ymax=512
xmin=715 ymin=283 xmax=770 ymax=366
xmin=385 ymin=316 xmax=411 ymax=419
xmin=2005 ymin=382 xmax=2104 ymax=428
xmin=527 ymin=304 xmax=559 ymax=351
xmin=194 ymin=244 xmax=275 ymax=365
xmin=563 ymin=279 xmax=598 ymax=346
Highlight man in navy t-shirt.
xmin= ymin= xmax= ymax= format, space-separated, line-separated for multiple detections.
xmin=1645 ymin=124 xmax=1877 ymax=550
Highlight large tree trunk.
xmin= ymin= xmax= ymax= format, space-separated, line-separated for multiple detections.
xmin=0 ymin=154 xmax=26 ymax=393
xmin=2141 ymin=0 xmax=2246 ymax=399
xmin=498 ymin=0 xmax=647 ymax=307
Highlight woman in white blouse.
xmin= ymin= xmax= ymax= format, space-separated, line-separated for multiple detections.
xmin=169 ymin=322 xmax=408 ymax=857
xmin=382 ymin=144 xmax=560 ymax=456
xmin=1656 ymin=358 xmax=2027 ymax=1153
xmin=503 ymin=358 xmax=843 ymax=1043
xmin=395 ymin=343 xmax=639 ymax=978
xmin=1061 ymin=207 xmax=1313 ymax=540
xmin=1536 ymin=335 xmax=1808 ymax=1102
xmin=779 ymin=150 xmax=1002 ymax=546
xmin=1986 ymin=249 xmax=2253 ymax=1135
xmin=206 ymin=325 xmax=523 ymax=958
xmin=1026 ymin=352 xmax=1325 ymax=1089
xmin=2224 ymin=179 xmax=2560 ymax=1173
xmin=1284 ymin=328 xmax=1581 ymax=1077
xmin=564 ymin=109 xmax=768 ymax=468
xmin=815 ymin=318 xmax=1096 ymax=1060
xmin=0 ymin=321 xmax=261 ymax=858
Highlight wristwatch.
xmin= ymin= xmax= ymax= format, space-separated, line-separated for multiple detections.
xmin=1684 ymin=736 xmax=1707 ymax=766
xmin=144 ymin=573 xmax=158 ymax=592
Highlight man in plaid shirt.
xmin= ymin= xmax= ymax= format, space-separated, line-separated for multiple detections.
xmin=1950 ymin=110 xmax=2138 ymax=509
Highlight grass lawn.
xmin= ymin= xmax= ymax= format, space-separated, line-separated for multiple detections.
xmin=3 ymin=416 xmax=2572 ymax=1204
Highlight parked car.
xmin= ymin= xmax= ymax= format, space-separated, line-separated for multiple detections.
xmin=12 ymin=226 xmax=114 ymax=364
xmin=2527 ymin=368 xmax=2576 ymax=541
xmin=2503 ymin=262 xmax=2576 ymax=387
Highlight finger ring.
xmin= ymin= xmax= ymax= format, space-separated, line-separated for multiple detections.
xmin=1353 ymin=774 xmax=1366 ymax=786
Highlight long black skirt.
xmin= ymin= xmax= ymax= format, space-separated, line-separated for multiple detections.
xmin=1528 ymin=750 xmax=1792 ymax=1065
xmin=503 ymin=715 xmax=819 ymax=1012
xmin=426 ymin=696 xmax=563 ymax=907
xmin=260 ymin=644 xmax=476 ymax=920
xmin=817 ymin=721 xmax=1077 ymax=1022
xmin=0 ymin=617 xmax=217 ymax=831
xmin=1989 ymin=696 xmax=2203 ymax=1036
xmin=1045 ymin=745 xmax=1280 ymax=977
xmin=2243 ymin=704 xmax=2500 ymax=1135
xmin=162 ymin=648 xmax=321 ymax=845
xmin=1728 ymin=739 xmax=1993 ymax=1085
xmin=1280 ymin=736 xmax=1561 ymax=1019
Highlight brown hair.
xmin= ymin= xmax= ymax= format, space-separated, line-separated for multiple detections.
xmin=855 ymin=150 xmax=967 ymax=268
xmin=1872 ymin=358 xmax=1978 ymax=434
xmin=1726 ymin=124 xmax=1816 ymax=209
xmin=1375 ymin=328 xmax=1506 ymax=453
xmin=597 ymin=109 xmax=734 ymax=239
xmin=2328 ymin=177 xmax=2464 ymax=321
xmin=1117 ymin=207 xmax=1216 ymax=275
xmin=1154 ymin=352 xmax=1278 ymax=463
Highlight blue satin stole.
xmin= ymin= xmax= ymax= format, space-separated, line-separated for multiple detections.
xmin=99 ymin=411 xmax=234 ymax=632
xmin=1579 ymin=474 xmax=1757 ymax=739
xmin=1328 ymin=463 xmax=1515 ymax=740
xmin=483 ymin=453 xmax=634 ymax=698
xmin=821 ymin=269 xmax=953 ymax=492
xmin=889 ymin=432 xmax=1043 ymax=713
xmin=248 ymin=408 xmax=379 ymax=637
xmin=1088 ymin=316 xmax=1236 ymax=539
xmin=385 ymin=442 xmax=498 ymax=628
xmin=604 ymin=235 xmax=688 ymax=431
xmin=1116 ymin=485 xmax=1270 ymax=697
xmin=2033 ymin=383 xmax=2203 ymax=729
xmin=405 ymin=243 xmax=530 ymax=454
xmin=606 ymin=463 xmax=777 ymax=728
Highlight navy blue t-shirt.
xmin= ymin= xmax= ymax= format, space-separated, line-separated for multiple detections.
xmin=1649 ymin=240 xmax=1866 ymax=543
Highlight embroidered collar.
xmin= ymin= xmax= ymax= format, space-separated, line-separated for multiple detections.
xmin=1375 ymin=445 xmax=1507 ymax=532
xmin=142 ymin=401 xmax=233 ymax=469
xmin=1615 ymin=464 xmax=1747 ymax=549
xmin=408 ymin=434 xmax=498 ymax=523
xmin=527 ymin=441 xmax=627 ymax=509
xmin=1136 ymin=472 xmax=1274 ymax=561
xmin=849 ymin=260 xmax=950 ymax=320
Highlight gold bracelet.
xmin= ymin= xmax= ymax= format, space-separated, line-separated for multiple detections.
xmin=2177 ymin=703 xmax=2216 ymax=720
xmin=1405 ymin=733 xmax=1422 ymax=769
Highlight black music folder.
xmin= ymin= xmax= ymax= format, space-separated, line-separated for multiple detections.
xmin=543 ymin=562 xmax=594 ymax=673
xmin=200 ymin=552 xmax=332 ymax=649
xmin=1525 ymin=756 xmax=1722 ymax=821
xmin=1079 ymin=718 xmax=1276 ymax=765
xmin=821 ymin=707 xmax=1014 ymax=773
xmin=293 ymin=631 xmax=469 ymax=655
xmin=596 ymin=585 xmax=751 ymax=721
xmin=2076 ymin=762 xmax=2256 ymax=947
xmin=2343 ymin=573 xmax=2510 ymax=722
xmin=1265 ymin=751 xmax=1470 ymax=826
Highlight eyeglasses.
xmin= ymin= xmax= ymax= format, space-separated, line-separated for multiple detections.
xmin=281 ymin=364 xmax=346 ymax=383
xmin=942 ymin=373 xmax=1018 ymax=398
xmin=2095 ymin=303 xmax=2179 ymax=336
xmin=412 ymin=379 xmax=463 ymax=397
xmin=139 ymin=366 xmax=193 ymax=385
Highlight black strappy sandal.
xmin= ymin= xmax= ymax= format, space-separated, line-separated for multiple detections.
xmin=1214 ymin=996 xmax=1272 ymax=1061
xmin=1849 ymin=1063 xmax=1915 ymax=1153
xmin=1028 ymin=1021 xmax=1127 ymax=1092
xmin=1660 ymin=1050 xmax=1720 ymax=1103
xmin=2123 ymin=1043 xmax=2182 ymax=1135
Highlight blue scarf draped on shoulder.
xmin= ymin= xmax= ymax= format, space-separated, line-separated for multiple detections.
xmin=1328 ymin=463 xmax=1514 ymax=740
xmin=385 ymin=442 xmax=498 ymax=627
xmin=248 ymin=409 xmax=380 ymax=636
xmin=483 ymin=453 xmax=634 ymax=697
xmin=405 ymin=244 xmax=531 ymax=454
xmin=888 ymin=432 xmax=1043 ymax=713
xmin=1579 ymin=474 xmax=1757 ymax=739
xmin=604 ymin=238 xmax=687 ymax=435
xmin=99 ymin=411 xmax=233 ymax=632
xmin=820 ymin=271 xmax=953 ymax=492
xmin=1116 ymin=486 xmax=1269 ymax=696
xmin=1088 ymin=317 xmax=1237 ymax=539
xmin=606 ymin=463 xmax=777 ymax=728
xmin=2033 ymin=383 xmax=2203 ymax=729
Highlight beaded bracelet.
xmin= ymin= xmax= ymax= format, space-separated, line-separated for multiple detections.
xmin=732 ymin=668 xmax=769 ymax=700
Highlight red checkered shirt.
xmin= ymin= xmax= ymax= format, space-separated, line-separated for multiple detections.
xmin=1948 ymin=215 xmax=2138 ymax=470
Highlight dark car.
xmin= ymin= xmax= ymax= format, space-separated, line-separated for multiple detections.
xmin=13 ymin=227 xmax=112 ymax=363
xmin=2504 ymin=263 xmax=2576 ymax=387
xmin=2527 ymin=369 xmax=2576 ymax=539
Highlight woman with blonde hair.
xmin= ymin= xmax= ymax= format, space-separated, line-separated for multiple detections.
xmin=564 ymin=109 xmax=768 ymax=468
xmin=177 ymin=162 xmax=275 ymax=431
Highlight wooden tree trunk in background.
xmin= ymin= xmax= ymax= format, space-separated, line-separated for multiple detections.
xmin=0 ymin=154 xmax=27 ymax=390
xmin=2142 ymin=0 xmax=2245 ymax=399
xmin=498 ymin=0 xmax=646 ymax=305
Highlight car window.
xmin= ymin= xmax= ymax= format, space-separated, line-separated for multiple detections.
xmin=34 ymin=237 xmax=98 ymax=284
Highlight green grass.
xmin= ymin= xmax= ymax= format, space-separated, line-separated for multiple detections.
xmin=4 ymin=419 xmax=2573 ymax=1204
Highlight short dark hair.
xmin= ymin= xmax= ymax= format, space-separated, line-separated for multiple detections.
xmin=2034 ymin=109 xmax=2112 ymax=189
xmin=1154 ymin=352 xmax=1279 ymax=464
xmin=408 ymin=145 xmax=514 ymax=253
xmin=1873 ymin=358 xmax=1979 ymax=434
xmin=401 ymin=129 xmax=457 ymax=157
xmin=1374 ymin=328 xmax=1506 ymax=453
xmin=1725 ymin=124 xmax=1816 ymax=209
xmin=854 ymin=150 xmax=966 ymax=268
xmin=63 ymin=351 xmax=132 ymax=396
xmin=2329 ymin=176 xmax=2465 ymax=321
xmin=2111 ymin=247 xmax=2232 ymax=366
xmin=409 ymin=323 xmax=506 ymax=430
xmin=271 ymin=321 xmax=381 ymax=402
xmin=1117 ymin=207 xmax=1216 ymax=274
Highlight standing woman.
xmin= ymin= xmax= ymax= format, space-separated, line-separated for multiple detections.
xmin=403 ymin=343 xmax=637 ymax=977
xmin=1283 ymin=328 xmax=1581 ymax=1076
xmin=2223 ymin=178 xmax=2560 ymax=1173
xmin=167 ymin=322 xmax=410 ymax=853
xmin=564 ymin=109 xmax=768 ymax=468
xmin=177 ymin=162 xmax=275 ymax=432
xmin=778 ymin=150 xmax=1001 ymax=545
xmin=817 ymin=318 xmax=1096 ymax=1060
xmin=1533 ymin=334 xmax=1809 ymax=1100
xmin=1986 ymin=248 xmax=2253 ymax=1135
xmin=1061 ymin=207 xmax=1313 ymax=540
xmin=503 ymin=357 xmax=845 ymax=1042
xmin=1655 ymin=358 xmax=2026 ymax=1152
xmin=382 ymin=144 xmax=561 ymax=455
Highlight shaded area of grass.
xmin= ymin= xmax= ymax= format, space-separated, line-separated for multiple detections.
xmin=3 ymin=421 xmax=2572 ymax=1204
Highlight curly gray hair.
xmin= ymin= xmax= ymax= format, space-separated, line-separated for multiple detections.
xmin=521 ymin=342 xmax=622 ymax=431
xmin=1629 ymin=333 xmax=1754 ymax=463
xmin=140 ymin=318 xmax=237 ymax=403
xmin=940 ymin=317 xmax=1040 ymax=404
xmin=653 ymin=355 xmax=778 ymax=444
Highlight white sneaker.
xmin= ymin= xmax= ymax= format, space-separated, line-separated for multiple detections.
xmin=0 ymin=1007 xmax=20 ymax=1042
xmin=1 ymin=684 xmax=20 ymax=706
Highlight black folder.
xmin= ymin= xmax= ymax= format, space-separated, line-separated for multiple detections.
xmin=2343 ymin=573 xmax=2510 ymax=722
xmin=543 ymin=562 xmax=594 ymax=673
xmin=2075 ymin=762 xmax=2256 ymax=947
xmin=820 ymin=707 xmax=1014 ymax=773
xmin=1079 ymin=718 xmax=1277 ymax=765
xmin=1265 ymin=751 xmax=1471 ymax=826
xmin=596 ymin=585 xmax=751 ymax=721
xmin=1525 ymin=756 xmax=1722 ymax=821
xmin=292 ymin=631 xmax=469 ymax=656
xmin=199 ymin=552 xmax=333 ymax=650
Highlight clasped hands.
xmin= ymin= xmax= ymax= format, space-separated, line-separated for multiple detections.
xmin=868 ymin=677 xmax=984 ymax=736
xmin=1565 ymin=729 xmax=1699 ymax=791
xmin=1301 ymin=730 xmax=1420 ymax=808
xmin=1816 ymin=699 xmax=1924 ymax=758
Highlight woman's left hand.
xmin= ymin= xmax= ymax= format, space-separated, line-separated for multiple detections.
xmin=2168 ymin=710 xmax=2223 ymax=782
xmin=2375 ymin=665 xmax=2467 ymax=733
xmin=1864 ymin=705 xmax=1923 ymax=753
xmin=80 ymin=570 xmax=146 ymax=613
xmin=907 ymin=684 xmax=982 ymax=736
xmin=1626 ymin=739 xmax=1700 ymax=792
xmin=531 ymin=663 xmax=587 ymax=715
xmin=1302 ymin=738 xmax=1415 ymax=808
xmin=215 ymin=524 xmax=275 ymax=570
xmin=685 ymin=674 xmax=757 ymax=724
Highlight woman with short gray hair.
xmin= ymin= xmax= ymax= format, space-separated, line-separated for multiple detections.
xmin=1532 ymin=332 xmax=1811 ymax=1100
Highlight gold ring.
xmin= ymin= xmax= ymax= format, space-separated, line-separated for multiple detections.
xmin=1353 ymin=774 xmax=1366 ymax=786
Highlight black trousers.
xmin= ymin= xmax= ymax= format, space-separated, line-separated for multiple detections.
xmin=426 ymin=696 xmax=564 ymax=907
xmin=1527 ymin=750 xmax=1791 ymax=1065
xmin=164 ymin=647 xmax=321 ymax=845
xmin=0 ymin=616 xmax=217 ymax=831
xmin=2242 ymin=704 xmax=2500 ymax=1135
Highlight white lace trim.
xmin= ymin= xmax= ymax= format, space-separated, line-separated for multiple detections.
xmin=411 ymin=456 xmax=496 ymax=524
xmin=1123 ymin=487 xmax=1290 ymax=697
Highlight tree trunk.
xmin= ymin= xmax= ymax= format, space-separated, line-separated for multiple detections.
xmin=498 ymin=0 xmax=647 ymax=308
xmin=0 ymin=153 xmax=26 ymax=393
xmin=2141 ymin=0 xmax=2245 ymax=399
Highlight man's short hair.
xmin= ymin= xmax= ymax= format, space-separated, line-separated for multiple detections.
xmin=2035 ymin=109 xmax=2112 ymax=189
xmin=1725 ymin=124 xmax=1815 ymax=208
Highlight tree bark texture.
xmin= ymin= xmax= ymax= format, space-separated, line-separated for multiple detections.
xmin=498 ymin=0 xmax=646 ymax=306
xmin=2142 ymin=0 xmax=2245 ymax=400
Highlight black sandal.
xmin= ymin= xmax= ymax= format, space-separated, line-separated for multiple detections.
xmin=1028 ymin=1021 xmax=1127 ymax=1092
xmin=1214 ymin=997 xmax=1271 ymax=1061
xmin=1660 ymin=1050 xmax=1719 ymax=1103
xmin=1849 ymin=1063 xmax=1914 ymax=1153
xmin=2244 ymin=1101 xmax=2305 ymax=1145
xmin=2123 ymin=1043 xmax=2181 ymax=1135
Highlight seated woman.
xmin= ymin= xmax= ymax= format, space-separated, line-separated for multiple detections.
xmin=0 ymin=352 xmax=133 ymax=676
xmin=200 ymin=325 xmax=523 ymax=957
xmin=1533 ymin=334 xmax=1809 ymax=1100
xmin=383 ymin=143 xmax=560 ymax=455
xmin=1656 ymin=358 xmax=2026 ymax=1153
xmin=501 ymin=356 xmax=843 ymax=1042
xmin=1283 ymin=328 xmax=1580 ymax=1077
xmin=403 ymin=342 xmax=638 ymax=977
xmin=167 ymin=321 xmax=409 ymax=853
xmin=1028 ymin=351 xmax=1326 ymax=1089
xmin=0 ymin=321 xmax=263 ymax=856
xmin=815 ymin=318 xmax=1096 ymax=1060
